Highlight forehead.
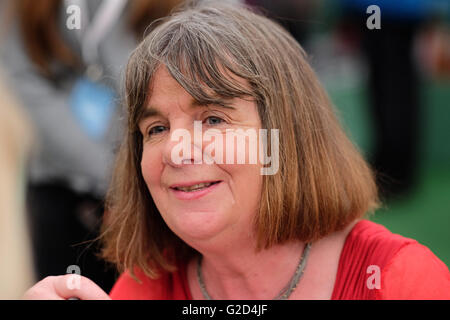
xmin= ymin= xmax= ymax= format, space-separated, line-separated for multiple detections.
xmin=147 ymin=66 xmax=188 ymax=103
xmin=142 ymin=66 xmax=199 ymax=119
xmin=147 ymin=63 xmax=250 ymax=99
xmin=138 ymin=66 xmax=238 ymax=124
xmin=143 ymin=65 xmax=248 ymax=114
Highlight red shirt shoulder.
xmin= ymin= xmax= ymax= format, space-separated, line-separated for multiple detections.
xmin=109 ymin=265 xmax=191 ymax=300
xmin=332 ymin=220 xmax=450 ymax=299
xmin=376 ymin=242 xmax=450 ymax=299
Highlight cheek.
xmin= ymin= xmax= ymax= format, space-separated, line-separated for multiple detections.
xmin=219 ymin=162 xmax=263 ymax=210
xmin=140 ymin=146 xmax=163 ymax=191
xmin=204 ymin=131 xmax=263 ymax=212
xmin=203 ymin=130 xmax=262 ymax=166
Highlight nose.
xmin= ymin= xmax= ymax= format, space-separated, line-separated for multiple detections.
xmin=162 ymin=121 xmax=203 ymax=167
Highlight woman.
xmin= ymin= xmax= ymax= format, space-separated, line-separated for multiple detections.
xmin=24 ymin=2 xmax=450 ymax=300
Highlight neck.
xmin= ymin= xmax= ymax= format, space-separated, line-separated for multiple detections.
xmin=195 ymin=238 xmax=307 ymax=299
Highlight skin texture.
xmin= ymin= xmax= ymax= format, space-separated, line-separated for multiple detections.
xmin=139 ymin=66 xmax=263 ymax=248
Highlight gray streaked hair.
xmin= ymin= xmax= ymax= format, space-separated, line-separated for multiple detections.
xmin=101 ymin=1 xmax=379 ymax=279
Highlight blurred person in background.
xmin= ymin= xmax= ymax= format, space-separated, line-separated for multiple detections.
xmin=0 ymin=0 xmax=183 ymax=292
xmin=0 ymin=72 xmax=34 ymax=299
xmin=339 ymin=0 xmax=449 ymax=201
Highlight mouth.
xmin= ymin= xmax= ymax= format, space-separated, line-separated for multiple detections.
xmin=169 ymin=180 xmax=222 ymax=200
xmin=170 ymin=181 xmax=221 ymax=192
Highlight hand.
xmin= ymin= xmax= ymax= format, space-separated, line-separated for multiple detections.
xmin=23 ymin=275 xmax=111 ymax=300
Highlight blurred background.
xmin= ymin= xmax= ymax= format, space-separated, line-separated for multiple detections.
xmin=0 ymin=0 xmax=449 ymax=298
xmin=302 ymin=0 xmax=450 ymax=268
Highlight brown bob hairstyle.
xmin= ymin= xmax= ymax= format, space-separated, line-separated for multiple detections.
xmin=100 ymin=1 xmax=379 ymax=279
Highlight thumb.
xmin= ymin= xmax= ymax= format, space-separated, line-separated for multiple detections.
xmin=54 ymin=274 xmax=111 ymax=300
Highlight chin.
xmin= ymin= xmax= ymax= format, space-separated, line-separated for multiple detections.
xmin=165 ymin=207 xmax=231 ymax=242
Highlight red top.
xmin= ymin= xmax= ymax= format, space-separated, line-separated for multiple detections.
xmin=109 ymin=220 xmax=450 ymax=299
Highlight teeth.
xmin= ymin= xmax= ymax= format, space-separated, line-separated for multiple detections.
xmin=176 ymin=182 xmax=214 ymax=192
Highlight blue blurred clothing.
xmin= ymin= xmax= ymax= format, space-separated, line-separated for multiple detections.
xmin=341 ymin=0 xmax=449 ymax=20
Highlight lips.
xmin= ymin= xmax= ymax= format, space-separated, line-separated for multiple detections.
xmin=170 ymin=181 xmax=221 ymax=192
xmin=169 ymin=180 xmax=222 ymax=200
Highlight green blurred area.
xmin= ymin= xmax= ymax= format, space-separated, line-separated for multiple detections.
xmin=328 ymin=80 xmax=450 ymax=266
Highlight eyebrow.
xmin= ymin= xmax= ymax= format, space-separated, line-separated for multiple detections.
xmin=138 ymin=97 xmax=235 ymax=123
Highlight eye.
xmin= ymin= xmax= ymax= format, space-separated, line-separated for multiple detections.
xmin=147 ymin=125 xmax=168 ymax=137
xmin=204 ymin=116 xmax=224 ymax=126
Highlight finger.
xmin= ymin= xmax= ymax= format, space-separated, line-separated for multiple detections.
xmin=23 ymin=289 xmax=65 ymax=300
xmin=22 ymin=276 xmax=66 ymax=300
xmin=53 ymin=275 xmax=111 ymax=300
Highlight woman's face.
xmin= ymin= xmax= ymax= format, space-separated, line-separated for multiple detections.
xmin=138 ymin=66 xmax=263 ymax=246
